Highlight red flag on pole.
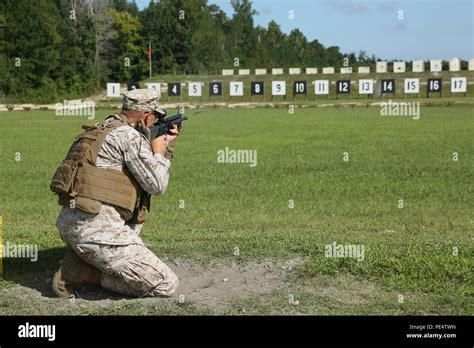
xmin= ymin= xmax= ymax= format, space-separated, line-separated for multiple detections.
xmin=148 ymin=42 xmax=152 ymax=79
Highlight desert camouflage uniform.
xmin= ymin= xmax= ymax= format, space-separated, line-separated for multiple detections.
xmin=55 ymin=90 xmax=178 ymax=297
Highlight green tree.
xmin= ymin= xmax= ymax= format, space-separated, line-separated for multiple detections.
xmin=228 ymin=0 xmax=258 ymax=67
xmin=284 ymin=29 xmax=307 ymax=67
xmin=188 ymin=3 xmax=229 ymax=72
xmin=140 ymin=0 xmax=193 ymax=73
xmin=53 ymin=0 xmax=98 ymax=95
xmin=358 ymin=50 xmax=369 ymax=63
xmin=307 ymin=39 xmax=329 ymax=67
xmin=2 ymin=0 xmax=62 ymax=101
xmin=0 ymin=0 xmax=368 ymax=101
xmin=326 ymin=46 xmax=342 ymax=66
xmin=110 ymin=0 xmax=139 ymax=16
xmin=263 ymin=21 xmax=286 ymax=67
xmin=106 ymin=9 xmax=146 ymax=82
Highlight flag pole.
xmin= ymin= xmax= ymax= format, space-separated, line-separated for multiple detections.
xmin=148 ymin=41 xmax=152 ymax=79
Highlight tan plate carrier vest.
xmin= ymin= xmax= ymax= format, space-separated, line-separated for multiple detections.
xmin=50 ymin=114 xmax=150 ymax=224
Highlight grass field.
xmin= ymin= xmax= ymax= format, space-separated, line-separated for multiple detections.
xmin=0 ymin=104 xmax=472 ymax=315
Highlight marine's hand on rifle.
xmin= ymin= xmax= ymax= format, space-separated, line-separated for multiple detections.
xmin=151 ymin=124 xmax=179 ymax=156
xmin=166 ymin=124 xmax=179 ymax=142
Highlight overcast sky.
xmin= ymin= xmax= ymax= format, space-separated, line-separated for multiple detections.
xmin=134 ymin=0 xmax=473 ymax=61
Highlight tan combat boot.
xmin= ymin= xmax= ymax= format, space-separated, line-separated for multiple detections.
xmin=52 ymin=248 xmax=102 ymax=298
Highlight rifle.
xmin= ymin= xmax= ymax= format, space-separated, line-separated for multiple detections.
xmin=148 ymin=110 xmax=188 ymax=140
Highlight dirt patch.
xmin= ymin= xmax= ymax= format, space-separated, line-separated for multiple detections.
xmin=0 ymin=256 xmax=421 ymax=315
xmin=0 ymin=257 xmax=308 ymax=315
xmin=170 ymin=257 xmax=307 ymax=311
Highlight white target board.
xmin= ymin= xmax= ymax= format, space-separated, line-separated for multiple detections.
xmin=376 ymin=61 xmax=388 ymax=73
xmin=107 ymin=83 xmax=121 ymax=97
xmin=404 ymin=78 xmax=420 ymax=94
xmin=449 ymin=58 xmax=461 ymax=72
xmin=430 ymin=60 xmax=442 ymax=72
xmin=272 ymin=81 xmax=286 ymax=96
xmin=314 ymin=80 xmax=329 ymax=95
xmin=451 ymin=77 xmax=467 ymax=93
xmin=469 ymin=59 xmax=474 ymax=71
xmin=394 ymin=62 xmax=406 ymax=73
xmin=358 ymin=79 xmax=374 ymax=94
xmin=306 ymin=68 xmax=317 ymax=75
xmin=188 ymin=82 xmax=202 ymax=97
xmin=322 ymin=67 xmax=335 ymax=74
xmin=340 ymin=67 xmax=353 ymax=74
xmin=145 ymin=83 xmax=161 ymax=95
xmin=412 ymin=60 xmax=425 ymax=72
xmin=289 ymin=68 xmax=301 ymax=75
xmin=272 ymin=68 xmax=284 ymax=75
xmin=230 ymin=81 xmax=244 ymax=96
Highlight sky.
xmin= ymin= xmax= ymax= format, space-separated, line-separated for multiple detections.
xmin=134 ymin=0 xmax=474 ymax=61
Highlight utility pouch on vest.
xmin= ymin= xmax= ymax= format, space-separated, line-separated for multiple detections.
xmin=129 ymin=191 xmax=151 ymax=224
xmin=74 ymin=196 xmax=102 ymax=215
xmin=50 ymin=159 xmax=79 ymax=195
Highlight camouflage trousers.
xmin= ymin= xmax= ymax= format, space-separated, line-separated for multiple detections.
xmin=56 ymin=205 xmax=178 ymax=297
xmin=69 ymin=242 xmax=179 ymax=297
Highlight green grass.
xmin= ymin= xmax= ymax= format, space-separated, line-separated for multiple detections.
xmin=0 ymin=104 xmax=472 ymax=315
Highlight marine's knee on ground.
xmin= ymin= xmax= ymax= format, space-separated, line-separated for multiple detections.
xmin=100 ymin=263 xmax=179 ymax=298
xmin=146 ymin=269 xmax=179 ymax=297
xmin=71 ymin=242 xmax=179 ymax=298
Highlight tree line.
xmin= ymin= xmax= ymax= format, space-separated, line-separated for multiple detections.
xmin=1 ymin=0 xmax=377 ymax=103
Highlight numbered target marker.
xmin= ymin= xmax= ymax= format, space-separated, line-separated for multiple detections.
xmin=145 ymin=83 xmax=162 ymax=94
xmin=358 ymin=79 xmax=374 ymax=95
xmin=381 ymin=79 xmax=395 ymax=94
xmin=188 ymin=82 xmax=202 ymax=97
xmin=404 ymin=78 xmax=419 ymax=94
xmin=251 ymin=81 xmax=264 ymax=96
xmin=451 ymin=77 xmax=467 ymax=94
xmin=107 ymin=83 xmax=121 ymax=97
xmin=336 ymin=80 xmax=351 ymax=94
xmin=272 ymin=81 xmax=286 ymax=96
xmin=230 ymin=81 xmax=244 ymax=97
xmin=293 ymin=81 xmax=307 ymax=96
xmin=167 ymin=83 xmax=181 ymax=97
xmin=209 ymin=82 xmax=222 ymax=96
xmin=427 ymin=79 xmax=442 ymax=92
xmin=427 ymin=78 xmax=442 ymax=97
xmin=314 ymin=80 xmax=329 ymax=96
xmin=127 ymin=82 xmax=141 ymax=91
